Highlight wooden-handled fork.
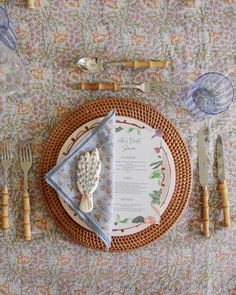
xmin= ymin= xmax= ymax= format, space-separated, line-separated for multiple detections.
xmin=19 ymin=143 xmax=32 ymax=240
xmin=0 ymin=140 xmax=13 ymax=233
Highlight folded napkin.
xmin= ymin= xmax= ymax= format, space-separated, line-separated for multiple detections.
xmin=46 ymin=110 xmax=116 ymax=249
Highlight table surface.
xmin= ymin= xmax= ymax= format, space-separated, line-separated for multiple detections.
xmin=0 ymin=1 xmax=235 ymax=294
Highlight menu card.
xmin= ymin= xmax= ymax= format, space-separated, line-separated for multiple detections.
xmin=113 ymin=125 xmax=163 ymax=228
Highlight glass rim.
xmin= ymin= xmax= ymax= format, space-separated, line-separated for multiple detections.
xmin=0 ymin=6 xmax=10 ymax=40
xmin=192 ymin=71 xmax=234 ymax=115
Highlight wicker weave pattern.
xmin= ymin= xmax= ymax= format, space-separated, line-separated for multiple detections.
xmin=40 ymin=99 xmax=192 ymax=252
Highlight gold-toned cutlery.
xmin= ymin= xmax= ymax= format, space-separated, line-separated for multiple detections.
xmin=77 ymin=57 xmax=168 ymax=73
xmin=5 ymin=0 xmax=34 ymax=9
xmin=19 ymin=143 xmax=32 ymax=241
xmin=198 ymin=126 xmax=210 ymax=238
xmin=216 ymin=134 xmax=230 ymax=228
xmin=0 ymin=140 xmax=12 ymax=232
xmin=26 ymin=0 xmax=34 ymax=8
xmin=71 ymin=82 xmax=161 ymax=93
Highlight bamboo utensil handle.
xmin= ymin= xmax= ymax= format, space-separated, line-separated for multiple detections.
xmin=2 ymin=186 xmax=9 ymax=232
xmin=219 ymin=181 xmax=230 ymax=228
xmin=122 ymin=60 xmax=168 ymax=69
xmin=74 ymin=82 xmax=122 ymax=91
xmin=26 ymin=0 xmax=34 ymax=8
xmin=202 ymin=186 xmax=210 ymax=237
xmin=23 ymin=191 xmax=31 ymax=240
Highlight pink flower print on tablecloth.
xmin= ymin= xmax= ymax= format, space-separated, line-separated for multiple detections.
xmin=104 ymin=0 xmax=118 ymax=9
xmin=52 ymin=32 xmax=68 ymax=44
xmin=93 ymin=32 xmax=109 ymax=44
xmin=143 ymin=0 xmax=161 ymax=8
xmin=170 ymin=32 xmax=185 ymax=45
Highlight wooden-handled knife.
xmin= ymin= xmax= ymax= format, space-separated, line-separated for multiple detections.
xmin=216 ymin=134 xmax=231 ymax=228
xmin=198 ymin=127 xmax=210 ymax=238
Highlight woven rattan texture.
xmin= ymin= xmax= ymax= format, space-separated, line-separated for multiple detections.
xmin=39 ymin=98 xmax=192 ymax=252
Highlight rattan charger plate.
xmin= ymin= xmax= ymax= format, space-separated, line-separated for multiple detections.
xmin=40 ymin=98 xmax=192 ymax=252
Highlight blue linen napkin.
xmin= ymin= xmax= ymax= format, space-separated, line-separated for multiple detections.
xmin=45 ymin=110 xmax=116 ymax=249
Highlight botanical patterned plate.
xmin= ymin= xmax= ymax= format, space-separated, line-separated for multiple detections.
xmin=57 ymin=116 xmax=176 ymax=237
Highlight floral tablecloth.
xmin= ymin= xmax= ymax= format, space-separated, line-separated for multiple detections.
xmin=0 ymin=0 xmax=235 ymax=294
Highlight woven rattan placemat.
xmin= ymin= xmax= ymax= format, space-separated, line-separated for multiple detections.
xmin=39 ymin=98 xmax=192 ymax=252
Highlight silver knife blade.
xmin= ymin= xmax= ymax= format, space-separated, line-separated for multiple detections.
xmin=217 ymin=134 xmax=225 ymax=182
xmin=198 ymin=127 xmax=208 ymax=187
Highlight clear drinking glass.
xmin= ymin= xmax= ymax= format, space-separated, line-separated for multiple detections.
xmin=184 ymin=72 xmax=234 ymax=116
xmin=0 ymin=5 xmax=24 ymax=96
xmin=0 ymin=43 xmax=25 ymax=96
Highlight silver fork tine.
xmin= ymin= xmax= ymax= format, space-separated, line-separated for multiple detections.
xmin=4 ymin=141 xmax=7 ymax=159
xmin=23 ymin=146 xmax=25 ymax=161
xmin=22 ymin=146 xmax=24 ymax=162
xmin=9 ymin=143 xmax=12 ymax=160
xmin=27 ymin=144 xmax=32 ymax=162
xmin=1 ymin=144 xmax=3 ymax=160
xmin=2 ymin=142 xmax=4 ymax=159
xmin=23 ymin=146 xmax=26 ymax=162
xmin=28 ymin=144 xmax=32 ymax=162
xmin=26 ymin=146 xmax=29 ymax=161
xmin=6 ymin=142 xmax=9 ymax=159
xmin=3 ymin=143 xmax=6 ymax=159
xmin=27 ymin=145 xmax=30 ymax=162
xmin=2 ymin=142 xmax=5 ymax=159
xmin=5 ymin=141 xmax=7 ymax=157
xmin=6 ymin=141 xmax=9 ymax=159
xmin=19 ymin=146 xmax=22 ymax=162
xmin=25 ymin=146 xmax=28 ymax=162
xmin=7 ymin=142 xmax=11 ymax=159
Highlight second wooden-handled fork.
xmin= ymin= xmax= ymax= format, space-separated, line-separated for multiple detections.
xmin=70 ymin=82 xmax=161 ymax=93
xmin=0 ymin=140 xmax=13 ymax=233
xmin=19 ymin=143 xmax=32 ymax=241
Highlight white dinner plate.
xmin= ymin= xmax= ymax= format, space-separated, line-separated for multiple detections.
xmin=57 ymin=116 xmax=176 ymax=236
